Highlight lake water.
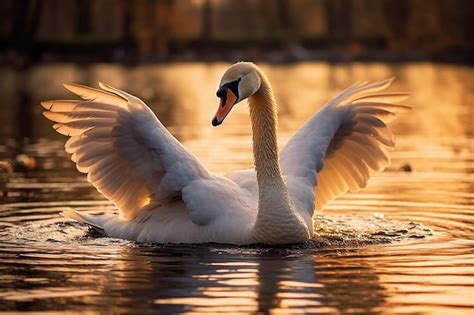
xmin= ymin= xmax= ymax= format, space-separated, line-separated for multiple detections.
xmin=0 ymin=62 xmax=473 ymax=314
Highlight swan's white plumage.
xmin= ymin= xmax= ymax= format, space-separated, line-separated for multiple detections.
xmin=42 ymin=82 xmax=213 ymax=222
xmin=279 ymin=78 xmax=409 ymax=211
xmin=43 ymin=70 xmax=407 ymax=245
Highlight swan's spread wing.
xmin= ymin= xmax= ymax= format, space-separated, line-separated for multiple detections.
xmin=42 ymin=83 xmax=210 ymax=221
xmin=280 ymin=78 xmax=409 ymax=213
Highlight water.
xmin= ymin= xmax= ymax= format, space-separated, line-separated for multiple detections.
xmin=0 ymin=62 xmax=473 ymax=314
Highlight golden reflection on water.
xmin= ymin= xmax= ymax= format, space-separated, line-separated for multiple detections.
xmin=126 ymin=246 xmax=389 ymax=314
xmin=0 ymin=62 xmax=473 ymax=314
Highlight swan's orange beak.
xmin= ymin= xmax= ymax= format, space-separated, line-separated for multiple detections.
xmin=212 ymin=88 xmax=238 ymax=126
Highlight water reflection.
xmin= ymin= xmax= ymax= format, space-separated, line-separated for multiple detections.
xmin=2 ymin=241 xmax=388 ymax=314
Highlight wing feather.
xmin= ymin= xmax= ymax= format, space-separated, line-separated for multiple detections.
xmin=43 ymin=83 xmax=210 ymax=221
xmin=281 ymin=78 xmax=409 ymax=213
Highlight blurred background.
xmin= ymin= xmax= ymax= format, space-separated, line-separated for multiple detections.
xmin=0 ymin=0 xmax=472 ymax=162
xmin=1 ymin=0 xmax=473 ymax=66
xmin=0 ymin=0 xmax=473 ymax=167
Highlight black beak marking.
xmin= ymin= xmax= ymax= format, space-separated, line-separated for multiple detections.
xmin=216 ymin=87 xmax=227 ymax=98
xmin=216 ymin=87 xmax=227 ymax=108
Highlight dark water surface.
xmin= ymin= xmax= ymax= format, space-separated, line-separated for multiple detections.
xmin=0 ymin=63 xmax=473 ymax=314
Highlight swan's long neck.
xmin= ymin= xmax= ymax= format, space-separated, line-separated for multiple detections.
xmin=249 ymin=73 xmax=282 ymax=188
xmin=249 ymin=69 xmax=309 ymax=244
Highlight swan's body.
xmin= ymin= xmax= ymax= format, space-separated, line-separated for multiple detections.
xmin=42 ymin=62 xmax=408 ymax=245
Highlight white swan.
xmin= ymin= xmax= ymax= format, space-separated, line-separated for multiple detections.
xmin=41 ymin=62 xmax=409 ymax=245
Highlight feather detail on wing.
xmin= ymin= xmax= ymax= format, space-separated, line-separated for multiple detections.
xmin=280 ymin=78 xmax=409 ymax=212
xmin=42 ymin=83 xmax=210 ymax=221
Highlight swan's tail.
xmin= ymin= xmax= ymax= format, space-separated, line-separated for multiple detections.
xmin=61 ymin=208 xmax=105 ymax=234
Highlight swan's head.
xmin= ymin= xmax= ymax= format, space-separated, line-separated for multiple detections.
xmin=212 ymin=62 xmax=261 ymax=126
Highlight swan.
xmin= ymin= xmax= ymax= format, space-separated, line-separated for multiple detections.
xmin=41 ymin=62 xmax=409 ymax=245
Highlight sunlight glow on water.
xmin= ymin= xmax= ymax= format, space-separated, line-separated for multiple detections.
xmin=0 ymin=62 xmax=473 ymax=314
